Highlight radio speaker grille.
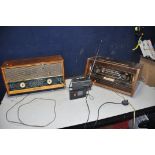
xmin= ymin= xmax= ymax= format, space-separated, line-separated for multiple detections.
xmin=5 ymin=63 xmax=62 ymax=83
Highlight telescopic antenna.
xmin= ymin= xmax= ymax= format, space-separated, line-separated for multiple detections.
xmin=88 ymin=40 xmax=103 ymax=78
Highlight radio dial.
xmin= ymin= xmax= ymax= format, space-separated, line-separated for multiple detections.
xmin=47 ymin=79 xmax=52 ymax=85
xmin=20 ymin=82 xmax=26 ymax=88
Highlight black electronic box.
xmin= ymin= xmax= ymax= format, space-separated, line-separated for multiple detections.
xmin=69 ymin=77 xmax=92 ymax=100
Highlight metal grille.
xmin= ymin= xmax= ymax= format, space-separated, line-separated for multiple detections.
xmin=5 ymin=63 xmax=63 ymax=82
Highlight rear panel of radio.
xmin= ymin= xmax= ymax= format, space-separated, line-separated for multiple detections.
xmin=85 ymin=57 xmax=141 ymax=96
xmin=1 ymin=55 xmax=65 ymax=95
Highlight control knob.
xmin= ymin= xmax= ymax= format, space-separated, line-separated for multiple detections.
xmin=47 ymin=79 xmax=52 ymax=85
xmin=20 ymin=82 xmax=26 ymax=88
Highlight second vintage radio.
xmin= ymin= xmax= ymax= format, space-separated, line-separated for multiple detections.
xmin=85 ymin=56 xmax=141 ymax=96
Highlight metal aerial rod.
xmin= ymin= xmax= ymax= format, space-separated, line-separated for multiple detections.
xmin=88 ymin=39 xmax=103 ymax=78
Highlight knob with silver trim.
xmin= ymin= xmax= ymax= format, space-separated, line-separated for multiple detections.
xmin=20 ymin=82 xmax=26 ymax=88
xmin=47 ymin=79 xmax=52 ymax=85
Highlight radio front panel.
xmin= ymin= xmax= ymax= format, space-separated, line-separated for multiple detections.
xmin=85 ymin=57 xmax=141 ymax=96
xmin=1 ymin=55 xmax=65 ymax=95
xmin=8 ymin=76 xmax=64 ymax=91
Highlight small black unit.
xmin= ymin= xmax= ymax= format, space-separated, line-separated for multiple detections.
xmin=69 ymin=76 xmax=92 ymax=100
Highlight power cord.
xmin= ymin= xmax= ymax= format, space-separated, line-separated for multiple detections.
xmin=128 ymin=103 xmax=136 ymax=127
xmin=113 ymin=91 xmax=136 ymax=128
xmin=84 ymin=91 xmax=94 ymax=129
xmin=6 ymin=95 xmax=57 ymax=127
xmin=84 ymin=94 xmax=90 ymax=129
xmin=93 ymin=91 xmax=136 ymax=128
xmin=94 ymin=101 xmax=122 ymax=128
xmin=6 ymin=94 xmax=29 ymax=125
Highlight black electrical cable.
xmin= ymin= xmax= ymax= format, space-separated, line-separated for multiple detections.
xmin=6 ymin=94 xmax=29 ymax=125
xmin=17 ymin=98 xmax=56 ymax=127
xmin=84 ymin=91 xmax=94 ymax=129
xmin=6 ymin=95 xmax=57 ymax=128
xmin=87 ymin=91 xmax=94 ymax=101
xmin=84 ymin=94 xmax=90 ymax=129
xmin=94 ymin=101 xmax=122 ymax=128
xmin=113 ymin=91 xmax=136 ymax=127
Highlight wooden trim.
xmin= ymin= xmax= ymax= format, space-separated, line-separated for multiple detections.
xmin=131 ymin=68 xmax=141 ymax=96
xmin=1 ymin=60 xmax=64 ymax=69
xmin=88 ymin=57 xmax=140 ymax=69
xmin=62 ymin=59 xmax=65 ymax=86
xmin=7 ymin=84 xmax=65 ymax=95
xmin=93 ymin=82 xmax=132 ymax=96
xmin=84 ymin=59 xmax=90 ymax=76
xmin=1 ymin=55 xmax=63 ymax=68
xmin=1 ymin=68 xmax=10 ymax=94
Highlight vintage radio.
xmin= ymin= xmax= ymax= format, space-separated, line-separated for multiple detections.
xmin=1 ymin=55 xmax=65 ymax=95
xmin=85 ymin=56 xmax=141 ymax=96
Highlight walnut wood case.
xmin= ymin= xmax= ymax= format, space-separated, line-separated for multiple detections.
xmin=85 ymin=57 xmax=141 ymax=96
xmin=1 ymin=55 xmax=65 ymax=95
